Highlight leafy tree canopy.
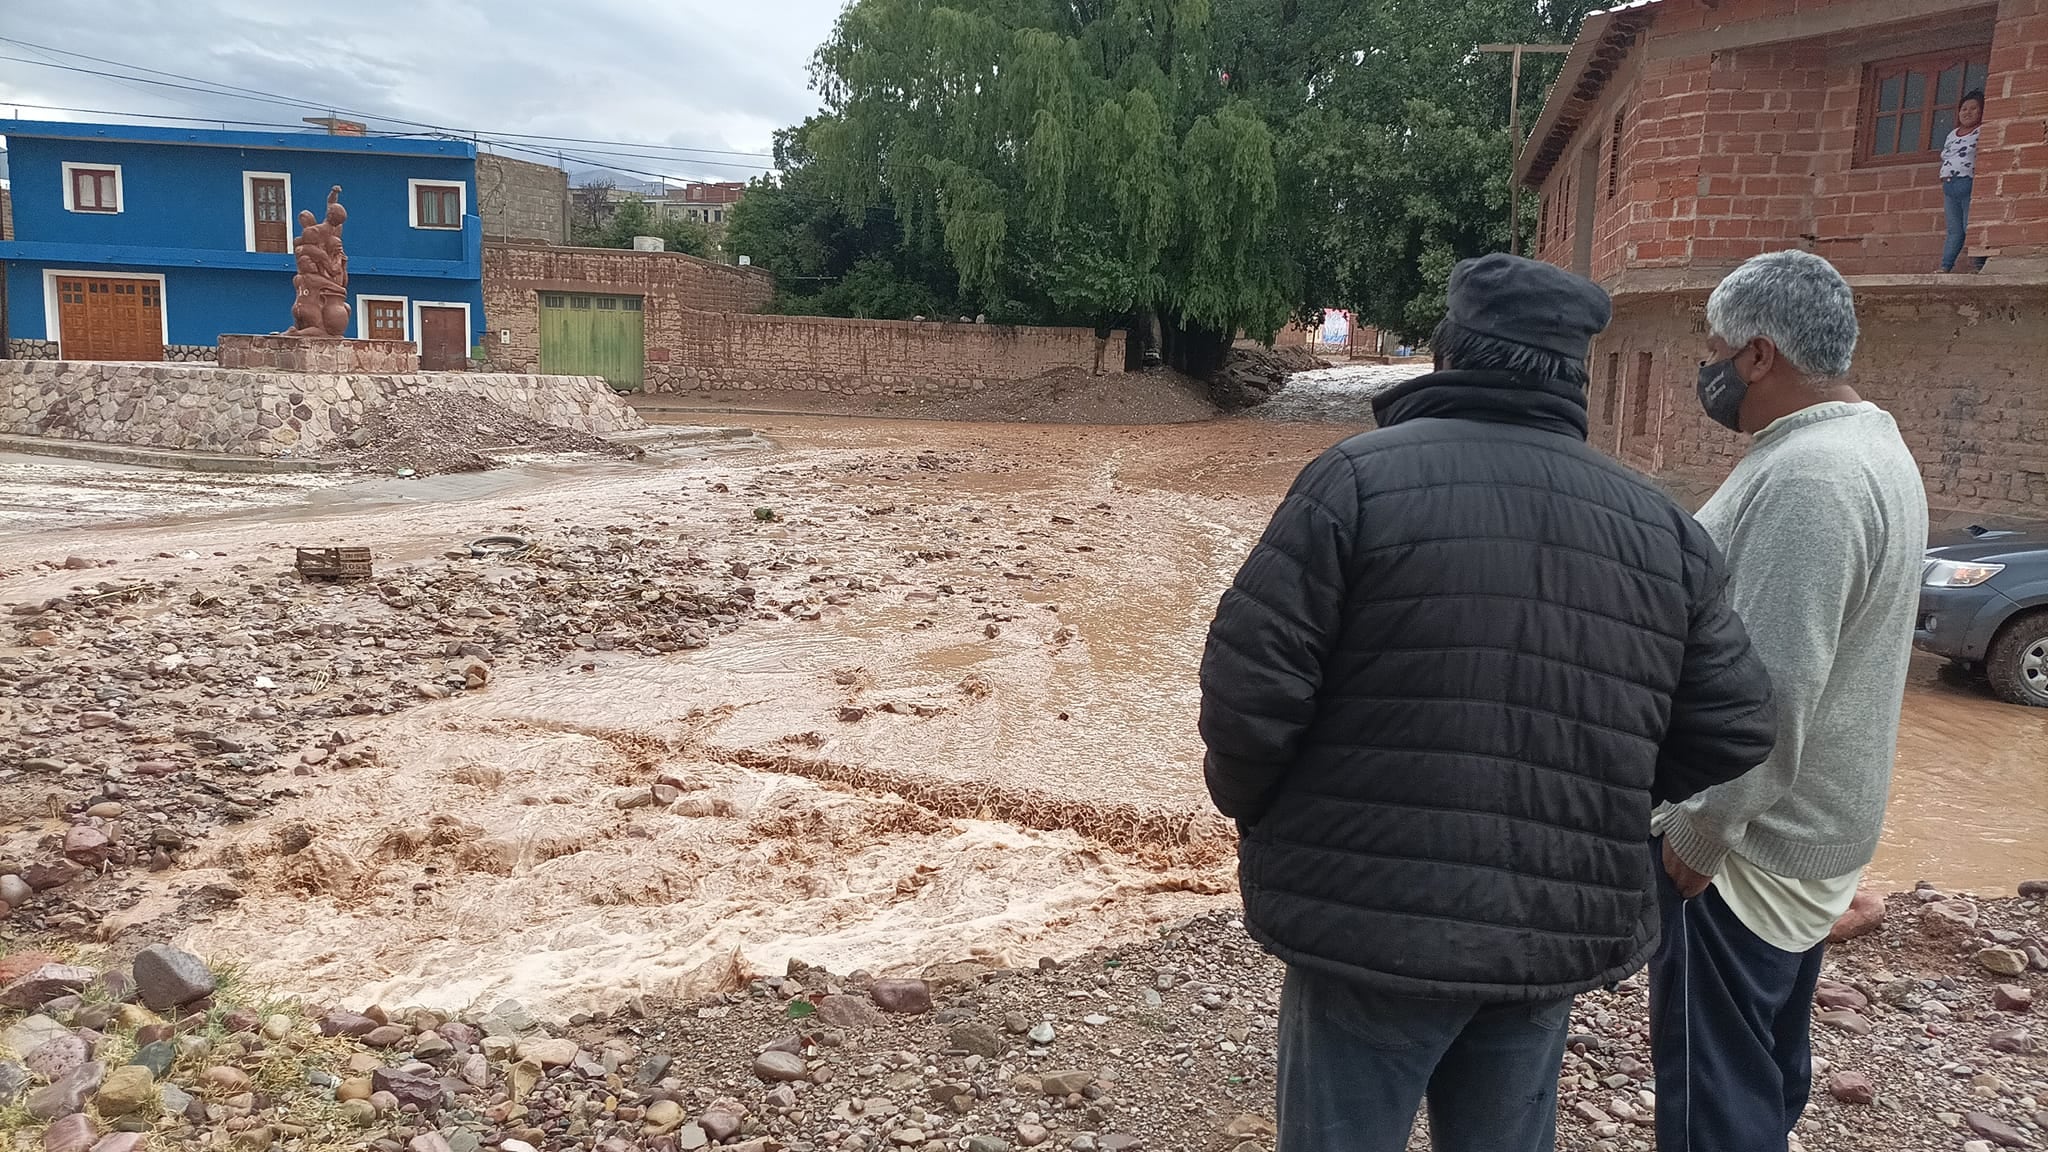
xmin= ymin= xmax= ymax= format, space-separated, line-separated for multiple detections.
xmin=745 ymin=0 xmax=1602 ymax=341
xmin=571 ymin=195 xmax=715 ymax=259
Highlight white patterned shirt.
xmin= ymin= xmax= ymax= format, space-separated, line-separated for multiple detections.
xmin=1941 ymin=127 xmax=1980 ymax=179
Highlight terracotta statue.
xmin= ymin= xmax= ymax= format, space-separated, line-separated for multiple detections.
xmin=284 ymin=186 xmax=351 ymax=337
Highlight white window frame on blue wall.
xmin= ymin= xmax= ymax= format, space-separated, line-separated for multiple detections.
xmin=241 ymin=170 xmax=294 ymax=253
xmin=60 ymin=162 xmax=124 ymax=214
xmin=411 ymin=300 xmax=473 ymax=357
xmin=407 ymin=179 xmax=467 ymax=230
xmin=355 ymin=295 xmax=410 ymax=341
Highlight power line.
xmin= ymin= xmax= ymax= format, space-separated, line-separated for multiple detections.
xmin=0 ymin=36 xmax=774 ymax=160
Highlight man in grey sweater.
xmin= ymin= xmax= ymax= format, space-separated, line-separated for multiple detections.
xmin=1651 ymin=250 xmax=1928 ymax=1150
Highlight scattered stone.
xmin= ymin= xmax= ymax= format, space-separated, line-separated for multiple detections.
xmin=2019 ymin=880 xmax=2048 ymax=898
xmin=131 ymin=944 xmax=216 ymax=1011
xmin=4 ymin=1015 xmax=71 ymax=1059
xmin=339 ymin=1099 xmax=378 ymax=1127
xmin=1828 ymin=889 xmax=1886 ymax=942
xmin=1923 ymin=900 xmax=1980 ymax=938
xmin=26 ymin=1034 xmax=89 ymax=1082
xmin=200 ymin=1066 xmax=252 ymax=1094
xmin=127 ymin=1040 xmax=175 ymax=1082
xmin=1988 ymin=1027 xmax=2038 ymax=1054
xmin=952 ymin=1022 xmax=1006 ymax=1059
xmin=1814 ymin=981 xmax=1869 ymax=1011
xmin=1016 ymin=1124 xmax=1049 ymax=1148
xmin=363 ymin=1024 xmax=411 ymax=1048
xmin=967 ymin=1139 xmax=1010 ymax=1152
xmin=0 ymin=1061 xmax=26 ymax=1108
xmin=372 ymin=1066 xmax=444 ymax=1112
xmin=1978 ymin=948 xmax=2031 ymax=977
xmin=320 ymin=1010 xmax=380 ymax=1037
xmin=869 ymin=978 xmax=933 ymax=1015
xmin=645 ymin=1100 xmax=685 ymax=1135
xmin=27 ymin=1061 xmax=104 ymax=1120
xmin=520 ymin=1036 xmax=580 ymax=1067
xmin=1827 ymin=1071 xmax=1876 ymax=1105
xmin=0 ymin=964 xmax=97 ymax=1009
xmin=677 ymin=1124 xmax=710 ymax=1151
xmin=93 ymin=1065 xmax=155 ymax=1117
xmin=1993 ymin=985 xmax=2034 ymax=1013
xmin=1028 ymin=1022 xmax=1057 ymax=1046
xmin=1964 ymin=1112 xmax=2033 ymax=1148
xmin=1815 ymin=1008 xmax=1873 ymax=1036
xmin=40 ymin=1114 xmax=97 ymax=1152
xmin=1041 ymin=1070 xmax=1093 ymax=1097
xmin=754 ymin=1050 xmax=809 ymax=1082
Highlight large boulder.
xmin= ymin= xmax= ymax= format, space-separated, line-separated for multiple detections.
xmin=131 ymin=945 xmax=216 ymax=1011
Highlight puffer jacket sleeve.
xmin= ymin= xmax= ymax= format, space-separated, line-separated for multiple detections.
xmin=1199 ymin=447 xmax=1359 ymax=824
xmin=1652 ymin=525 xmax=1778 ymax=805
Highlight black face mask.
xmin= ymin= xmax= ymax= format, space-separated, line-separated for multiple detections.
xmin=1696 ymin=354 xmax=1748 ymax=432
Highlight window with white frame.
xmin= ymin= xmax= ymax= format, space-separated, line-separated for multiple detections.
xmin=63 ymin=163 xmax=123 ymax=213
xmin=409 ymin=180 xmax=465 ymax=229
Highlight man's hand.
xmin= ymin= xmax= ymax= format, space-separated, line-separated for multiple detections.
xmin=1663 ymin=839 xmax=1713 ymax=899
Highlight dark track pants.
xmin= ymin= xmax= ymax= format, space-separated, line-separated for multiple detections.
xmin=1648 ymin=840 xmax=1826 ymax=1152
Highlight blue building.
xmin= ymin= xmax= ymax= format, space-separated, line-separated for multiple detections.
xmin=0 ymin=119 xmax=485 ymax=367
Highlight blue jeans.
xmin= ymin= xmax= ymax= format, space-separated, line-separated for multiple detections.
xmin=1943 ymin=176 xmax=1986 ymax=271
xmin=1277 ymin=964 xmax=1574 ymax=1152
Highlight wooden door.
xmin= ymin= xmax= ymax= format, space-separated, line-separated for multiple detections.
xmin=538 ymin=293 xmax=645 ymax=390
xmin=365 ymin=299 xmax=407 ymax=342
xmin=250 ymin=178 xmax=289 ymax=253
xmin=54 ymin=275 xmax=164 ymax=361
xmin=417 ymin=306 xmax=468 ymax=371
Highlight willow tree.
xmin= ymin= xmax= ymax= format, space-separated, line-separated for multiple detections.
xmin=799 ymin=0 xmax=1295 ymax=361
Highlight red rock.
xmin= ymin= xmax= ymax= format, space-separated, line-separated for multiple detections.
xmin=362 ymin=1024 xmax=410 ymax=1048
xmin=28 ymin=629 xmax=58 ymax=647
xmin=62 ymin=827 xmax=111 ymax=866
xmin=89 ymin=1136 xmax=146 ymax=1152
xmin=1814 ymin=979 xmax=1869 ymax=1011
xmin=40 ymin=1114 xmax=97 ymax=1152
xmin=1828 ymin=889 xmax=1886 ymax=943
xmin=1 ymin=965 xmax=99 ymax=1010
xmin=318 ymin=1010 xmax=379 ymax=1037
xmin=23 ymin=861 xmax=84 ymax=890
xmin=1827 ymin=1071 xmax=1876 ymax=1104
xmin=0 ymin=951 xmax=62 ymax=985
xmin=1993 ymin=985 xmax=2034 ymax=1013
xmin=868 ymin=978 xmax=932 ymax=1015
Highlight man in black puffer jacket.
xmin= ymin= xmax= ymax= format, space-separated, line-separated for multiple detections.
xmin=1200 ymin=254 xmax=1776 ymax=1152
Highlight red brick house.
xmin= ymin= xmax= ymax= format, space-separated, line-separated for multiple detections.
xmin=1519 ymin=0 xmax=2048 ymax=519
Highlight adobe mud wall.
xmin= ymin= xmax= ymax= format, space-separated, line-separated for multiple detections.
xmin=0 ymin=360 xmax=643 ymax=458
xmin=478 ymin=153 xmax=570 ymax=245
xmin=646 ymin=312 xmax=1127 ymax=397
xmin=1586 ymin=282 xmax=2048 ymax=519
xmin=482 ymin=242 xmax=776 ymax=375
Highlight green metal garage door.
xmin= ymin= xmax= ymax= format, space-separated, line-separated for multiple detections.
xmin=539 ymin=293 xmax=645 ymax=391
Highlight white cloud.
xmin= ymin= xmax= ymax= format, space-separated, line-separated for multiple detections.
xmin=0 ymin=0 xmax=846 ymax=183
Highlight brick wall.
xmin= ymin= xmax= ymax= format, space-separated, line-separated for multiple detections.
xmin=1537 ymin=0 xmax=2048 ymax=281
xmin=1972 ymin=0 xmax=2048 ymax=268
xmin=481 ymin=242 xmax=775 ymax=372
xmin=1585 ymin=283 xmax=2048 ymax=518
xmin=478 ymin=153 xmax=569 ymax=245
xmin=645 ymin=313 xmax=1126 ymax=397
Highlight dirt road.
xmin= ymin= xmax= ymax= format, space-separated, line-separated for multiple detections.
xmin=3 ymin=414 xmax=2043 ymax=1021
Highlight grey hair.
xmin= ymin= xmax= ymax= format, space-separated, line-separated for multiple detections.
xmin=1706 ymin=250 xmax=1858 ymax=378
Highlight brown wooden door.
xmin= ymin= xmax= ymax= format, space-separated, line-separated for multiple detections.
xmin=417 ymin=306 xmax=467 ymax=371
xmin=365 ymin=299 xmax=407 ymax=342
xmin=55 ymin=275 xmax=165 ymax=361
xmin=250 ymin=178 xmax=289 ymax=253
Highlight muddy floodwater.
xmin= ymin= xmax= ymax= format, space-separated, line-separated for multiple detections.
xmin=6 ymin=411 xmax=2043 ymax=1016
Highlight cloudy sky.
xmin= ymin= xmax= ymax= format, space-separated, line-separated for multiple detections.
xmin=0 ymin=0 xmax=849 ymax=184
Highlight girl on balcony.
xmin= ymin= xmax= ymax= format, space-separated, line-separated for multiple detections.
xmin=1940 ymin=91 xmax=1989 ymax=273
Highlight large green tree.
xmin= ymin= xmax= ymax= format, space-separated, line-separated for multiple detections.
xmin=744 ymin=0 xmax=1604 ymax=346
xmin=792 ymin=0 xmax=1297 ymax=360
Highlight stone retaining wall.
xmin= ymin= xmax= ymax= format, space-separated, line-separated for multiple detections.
xmin=0 ymin=360 xmax=644 ymax=458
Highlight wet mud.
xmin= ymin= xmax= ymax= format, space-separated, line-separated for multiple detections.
xmin=7 ymin=412 xmax=2042 ymax=1018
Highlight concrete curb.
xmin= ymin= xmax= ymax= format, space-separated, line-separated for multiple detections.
xmin=0 ymin=434 xmax=338 ymax=474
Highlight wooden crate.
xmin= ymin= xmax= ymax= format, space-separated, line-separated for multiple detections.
xmin=295 ymin=546 xmax=373 ymax=581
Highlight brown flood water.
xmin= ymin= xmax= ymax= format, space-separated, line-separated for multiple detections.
xmin=13 ymin=413 xmax=2043 ymax=1016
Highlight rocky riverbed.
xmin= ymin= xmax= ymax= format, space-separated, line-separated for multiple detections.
xmin=1 ymin=890 xmax=2044 ymax=1152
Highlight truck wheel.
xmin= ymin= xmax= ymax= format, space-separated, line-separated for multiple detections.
xmin=1985 ymin=610 xmax=2048 ymax=708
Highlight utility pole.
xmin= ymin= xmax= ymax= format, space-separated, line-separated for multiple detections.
xmin=1479 ymin=43 xmax=1571 ymax=257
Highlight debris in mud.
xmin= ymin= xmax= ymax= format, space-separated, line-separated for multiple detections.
xmin=0 ymin=524 xmax=768 ymax=941
xmin=293 ymin=544 xmax=374 ymax=581
xmin=1205 ymin=345 xmax=1328 ymax=412
xmin=339 ymin=390 xmax=640 ymax=476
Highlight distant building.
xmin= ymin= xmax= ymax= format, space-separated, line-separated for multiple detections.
xmin=478 ymin=153 xmax=569 ymax=245
xmin=647 ymin=181 xmax=747 ymax=231
xmin=0 ymin=119 xmax=487 ymax=368
xmin=1520 ymin=0 xmax=2048 ymax=520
